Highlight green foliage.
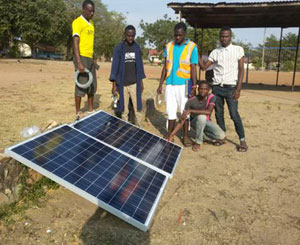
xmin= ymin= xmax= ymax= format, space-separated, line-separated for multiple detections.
xmin=140 ymin=15 xmax=219 ymax=56
xmin=140 ymin=15 xmax=178 ymax=52
xmin=250 ymin=32 xmax=300 ymax=71
xmin=135 ymin=36 xmax=148 ymax=59
xmin=0 ymin=171 xmax=59 ymax=225
xmin=94 ymin=10 xmax=126 ymax=61
xmin=191 ymin=28 xmax=220 ymax=55
xmin=0 ymin=1 xmax=24 ymax=50
xmin=0 ymin=0 xmax=126 ymax=60
xmin=20 ymin=0 xmax=69 ymax=48
xmin=64 ymin=0 xmax=126 ymax=60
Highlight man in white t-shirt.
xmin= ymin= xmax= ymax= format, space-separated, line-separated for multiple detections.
xmin=199 ymin=27 xmax=247 ymax=152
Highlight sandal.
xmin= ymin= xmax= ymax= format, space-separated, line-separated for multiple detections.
xmin=183 ymin=137 xmax=193 ymax=147
xmin=192 ymin=143 xmax=201 ymax=152
xmin=75 ymin=111 xmax=83 ymax=120
xmin=213 ymin=139 xmax=225 ymax=146
xmin=87 ymin=110 xmax=95 ymax=114
xmin=237 ymin=144 xmax=248 ymax=152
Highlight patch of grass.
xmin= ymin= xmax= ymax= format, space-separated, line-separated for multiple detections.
xmin=0 ymin=170 xmax=59 ymax=225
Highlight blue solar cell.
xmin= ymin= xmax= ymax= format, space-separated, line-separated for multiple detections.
xmin=7 ymin=124 xmax=168 ymax=231
xmin=74 ymin=111 xmax=182 ymax=176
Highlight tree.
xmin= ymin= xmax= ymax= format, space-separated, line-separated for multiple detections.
xmin=140 ymin=15 xmax=178 ymax=52
xmin=19 ymin=0 xmax=69 ymax=55
xmin=0 ymin=1 xmax=25 ymax=54
xmin=140 ymin=15 xmax=219 ymax=55
xmin=94 ymin=10 xmax=126 ymax=61
xmin=64 ymin=0 xmax=126 ymax=61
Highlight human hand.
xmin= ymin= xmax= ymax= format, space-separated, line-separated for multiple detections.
xmin=157 ymin=84 xmax=162 ymax=94
xmin=166 ymin=134 xmax=174 ymax=142
xmin=232 ymin=90 xmax=241 ymax=100
xmin=111 ymin=83 xmax=118 ymax=95
xmin=181 ymin=110 xmax=190 ymax=120
xmin=78 ymin=62 xmax=85 ymax=73
xmin=189 ymin=87 xmax=196 ymax=98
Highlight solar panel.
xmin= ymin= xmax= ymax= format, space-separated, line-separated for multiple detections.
xmin=73 ymin=110 xmax=182 ymax=177
xmin=5 ymin=125 xmax=168 ymax=231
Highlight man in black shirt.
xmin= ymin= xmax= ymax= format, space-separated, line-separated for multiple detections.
xmin=109 ymin=25 xmax=146 ymax=126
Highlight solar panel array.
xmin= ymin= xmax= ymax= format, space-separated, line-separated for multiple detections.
xmin=74 ymin=111 xmax=182 ymax=177
xmin=5 ymin=111 xmax=182 ymax=231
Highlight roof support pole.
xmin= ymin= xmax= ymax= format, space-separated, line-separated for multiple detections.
xmin=199 ymin=28 xmax=204 ymax=80
xmin=291 ymin=27 xmax=300 ymax=92
xmin=276 ymin=27 xmax=283 ymax=86
xmin=194 ymin=27 xmax=198 ymax=44
xmin=200 ymin=28 xmax=204 ymax=55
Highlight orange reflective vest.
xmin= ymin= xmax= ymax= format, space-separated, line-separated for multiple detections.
xmin=165 ymin=40 xmax=197 ymax=79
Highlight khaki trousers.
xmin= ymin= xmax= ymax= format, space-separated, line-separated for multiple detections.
xmin=123 ymin=83 xmax=142 ymax=126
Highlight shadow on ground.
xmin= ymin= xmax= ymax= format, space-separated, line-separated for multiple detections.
xmin=243 ymin=83 xmax=300 ymax=92
xmin=82 ymin=94 xmax=102 ymax=112
xmin=80 ymin=208 xmax=150 ymax=245
xmin=145 ymin=98 xmax=167 ymax=136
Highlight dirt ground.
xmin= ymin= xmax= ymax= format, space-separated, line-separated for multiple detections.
xmin=0 ymin=59 xmax=300 ymax=244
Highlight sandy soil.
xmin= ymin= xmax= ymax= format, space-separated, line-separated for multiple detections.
xmin=0 ymin=59 xmax=300 ymax=244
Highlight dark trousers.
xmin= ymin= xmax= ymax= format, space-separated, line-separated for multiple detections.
xmin=212 ymin=85 xmax=245 ymax=140
xmin=205 ymin=70 xmax=214 ymax=84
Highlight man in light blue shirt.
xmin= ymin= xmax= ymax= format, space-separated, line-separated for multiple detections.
xmin=157 ymin=22 xmax=198 ymax=146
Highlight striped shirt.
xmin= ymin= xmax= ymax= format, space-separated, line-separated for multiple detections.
xmin=209 ymin=44 xmax=244 ymax=86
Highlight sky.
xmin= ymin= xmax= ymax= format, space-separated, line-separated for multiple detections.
xmin=101 ymin=0 xmax=299 ymax=47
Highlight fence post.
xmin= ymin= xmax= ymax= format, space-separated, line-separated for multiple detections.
xmin=276 ymin=27 xmax=283 ymax=86
xmin=292 ymin=27 xmax=300 ymax=92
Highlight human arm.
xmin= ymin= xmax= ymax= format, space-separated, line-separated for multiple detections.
xmin=190 ymin=64 xmax=197 ymax=97
xmin=73 ymin=36 xmax=85 ymax=73
xmin=185 ymin=104 xmax=214 ymax=117
xmin=109 ymin=44 xmax=121 ymax=94
xmin=198 ymin=58 xmax=213 ymax=71
xmin=166 ymin=110 xmax=190 ymax=141
xmin=157 ymin=58 xmax=167 ymax=94
xmin=233 ymin=55 xmax=245 ymax=100
xmin=189 ymin=45 xmax=199 ymax=97
xmin=141 ymin=80 xmax=144 ymax=93
xmin=198 ymin=53 xmax=202 ymax=80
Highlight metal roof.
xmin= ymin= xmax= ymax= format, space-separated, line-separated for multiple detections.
xmin=168 ymin=1 xmax=300 ymax=28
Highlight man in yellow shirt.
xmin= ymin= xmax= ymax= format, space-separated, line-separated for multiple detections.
xmin=72 ymin=0 xmax=97 ymax=118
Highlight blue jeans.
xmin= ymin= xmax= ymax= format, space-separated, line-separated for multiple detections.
xmin=191 ymin=115 xmax=225 ymax=144
xmin=212 ymin=85 xmax=245 ymax=140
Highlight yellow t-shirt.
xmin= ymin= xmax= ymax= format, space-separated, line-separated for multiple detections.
xmin=72 ymin=15 xmax=94 ymax=58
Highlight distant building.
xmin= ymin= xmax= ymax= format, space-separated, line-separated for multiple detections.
xmin=34 ymin=43 xmax=63 ymax=60
xmin=147 ymin=49 xmax=162 ymax=65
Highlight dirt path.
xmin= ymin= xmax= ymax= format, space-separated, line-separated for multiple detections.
xmin=1 ymin=59 xmax=300 ymax=244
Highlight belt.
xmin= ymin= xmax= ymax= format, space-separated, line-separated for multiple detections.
xmin=214 ymin=84 xmax=236 ymax=88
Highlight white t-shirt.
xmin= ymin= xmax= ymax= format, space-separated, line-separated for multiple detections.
xmin=209 ymin=44 xmax=244 ymax=86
